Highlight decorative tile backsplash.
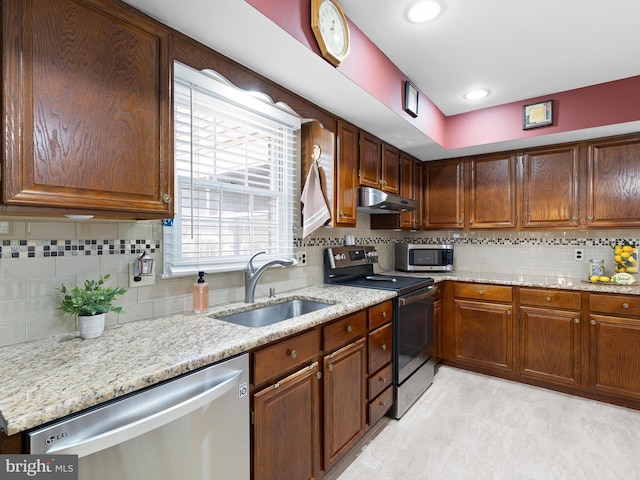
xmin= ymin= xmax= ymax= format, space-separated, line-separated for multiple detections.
xmin=0 ymin=239 xmax=161 ymax=259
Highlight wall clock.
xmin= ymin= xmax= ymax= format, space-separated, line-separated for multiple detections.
xmin=311 ymin=0 xmax=350 ymax=67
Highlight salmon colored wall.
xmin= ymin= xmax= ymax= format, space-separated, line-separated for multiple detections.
xmin=246 ymin=0 xmax=640 ymax=151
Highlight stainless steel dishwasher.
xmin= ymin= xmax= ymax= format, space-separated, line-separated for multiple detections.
xmin=29 ymin=353 xmax=249 ymax=480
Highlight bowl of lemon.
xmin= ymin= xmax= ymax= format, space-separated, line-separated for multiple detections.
xmin=613 ymin=241 xmax=638 ymax=274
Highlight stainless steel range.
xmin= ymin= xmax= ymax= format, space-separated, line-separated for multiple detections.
xmin=324 ymin=246 xmax=436 ymax=418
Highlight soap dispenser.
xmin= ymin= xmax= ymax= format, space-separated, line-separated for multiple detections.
xmin=193 ymin=271 xmax=209 ymax=313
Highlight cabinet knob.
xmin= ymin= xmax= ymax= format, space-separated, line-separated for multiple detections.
xmin=478 ymin=290 xmax=484 ymax=295
xmin=572 ymin=216 xmax=578 ymax=221
xmin=381 ymin=344 xmax=387 ymax=350
xmin=346 ymin=325 xmax=353 ymax=333
xmin=507 ymin=310 xmax=511 ymax=315
xmin=339 ymin=211 xmax=345 ymax=217
xmin=623 ymin=303 xmax=630 ymax=309
xmin=289 ymin=349 xmax=297 ymax=359
xmin=316 ymin=371 xmax=322 ymax=380
xmin=380 ymin=401 xmax=387 ymax=407
xmin=469 ymin=219 xmax=474 ymax=225
xmin=162 ymin=194 xmax=172 ymax=204
xmin=458 ymin=219 xmax=463 ymax=224
xmin=381 ymin=311 xmax=387 ymax=318
xmin=328 ymin=364 xmax=334 ymax=372
xmin=379 ymin=376 xmax=386 ymax=383
xmin=546 ymin=296 xmax=552 ymax=302
xmin=588 ymin=216 xmax=593 ymax=221
xmin=574 ymin=318 xmax=580 ymax=324
xmin=590 ymin=319 xmax=597 ymax=326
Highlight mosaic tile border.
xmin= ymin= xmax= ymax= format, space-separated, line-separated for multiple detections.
xmin=297 ymin=236 xmax=640 ymax=248
xmin=0 ymin=240 xmax=161 ymax=259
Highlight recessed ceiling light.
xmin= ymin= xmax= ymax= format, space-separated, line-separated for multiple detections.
xmin=407 ymin=0 xmax=443 ymax=24
xmin=463 ymin=89 xmax=490 ymax=100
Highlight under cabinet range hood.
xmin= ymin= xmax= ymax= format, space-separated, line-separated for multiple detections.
xmin=357 ymin=186 xmax=418 ymax=214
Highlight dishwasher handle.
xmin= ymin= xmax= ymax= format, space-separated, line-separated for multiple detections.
xmin=398 ymin=286 xmax=436 ymax=307
xmin=47 ymin=368 xmax=243 ymax=458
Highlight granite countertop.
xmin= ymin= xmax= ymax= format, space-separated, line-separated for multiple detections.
xmin=3 ymin=272 xmax=639 ymax=437
xmin=401 ymin=270 xmax=640 ymax=295
xmin=0 ymin=284 xmax=395 ymax=436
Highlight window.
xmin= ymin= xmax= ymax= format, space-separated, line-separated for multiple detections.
xmin=164 ymin=63 xmax=300 ymax=276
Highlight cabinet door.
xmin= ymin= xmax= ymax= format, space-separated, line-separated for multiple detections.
xmin=424 ymin=158 xmax=465 ymax=229
xmin=413 ymin=159 xmax=425 ymax=230
xmin=324 ymin=338 xmax=366 ymax=469
xmin=519 ymin=306 xmax=581 ymax=387
xmin=468 ymin=153 xmax=517 ymax=229
xmin=587 ymin=135 xmax=640 ymax=227
xmin=453 ymin=299 xmax=513 ymax=373
xmin=2 ymin=0 xmax=172 ymax=217
xmin=522 ymin=144 xmax=580 ymax=228
xmin=253 ymin=363 xmax=321 ymax=480
xmin=335 ymin=120 xmax=358 ymax=226
xmin=382 ymin=144 xmax=401 ymax=194
xmin=359 ymin=131 xmax=382 ymax=189
xmin=399 ymin=152 xmax=414 ymax=229
xmin=589 ymin=314 xmax=640 ymax=400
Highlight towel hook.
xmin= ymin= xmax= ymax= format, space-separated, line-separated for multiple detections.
xmin=311 ymin=144 xmax=321 ymax=165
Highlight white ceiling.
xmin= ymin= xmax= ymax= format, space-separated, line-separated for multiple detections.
xmin=122 ymin=0 xmax=640 ymax=160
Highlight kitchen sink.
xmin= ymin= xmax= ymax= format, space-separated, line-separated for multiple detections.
xmin=213 ymin=299 xmax=334 ymax=328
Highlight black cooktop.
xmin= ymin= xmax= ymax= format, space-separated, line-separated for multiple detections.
xmin=324 ymin=246 xmax=433 ymax=295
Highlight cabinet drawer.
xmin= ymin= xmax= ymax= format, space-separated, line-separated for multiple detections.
xmin=324 ymin=310 xmax=367 ymax=352
xmin=253 ymin=328 xmax=321 ymax=386
xmin=368 ymin=363 xmax=392 ymax=400
xmin=368 ymin=386 xmax=393 ymax=426
xmin=454 ymin=283 xmax=512 ymax=302
xmin=589 ymin=294 xmax=640 ymax=317
xmin=368 ymin=300 xmax=393 ymax=330
xmin=519 ymin=288 xmax=581 ymax=310
xmin=368 ymin=322 xmax=392 ymax=374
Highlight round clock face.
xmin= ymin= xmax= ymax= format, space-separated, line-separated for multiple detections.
xmin=318 ymin=0 xmax=348 ymax=57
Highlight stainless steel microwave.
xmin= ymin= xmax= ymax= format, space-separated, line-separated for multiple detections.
xmin=395 ymin=244 xmax=454 ymax=272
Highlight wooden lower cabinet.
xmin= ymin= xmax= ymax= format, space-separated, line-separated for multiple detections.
xmin=518 ymin=288 xmax=582 ymax=388
xmin=323 ymin=338 xmax=367 ymax=469
xmin=253 ymin=363 xmax=321 ymax=480
xmin=588 ymin=293 xmax=640 ymax=400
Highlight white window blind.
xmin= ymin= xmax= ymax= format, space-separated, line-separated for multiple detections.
xmin=164 ymin=63 xmax=301 ymax=276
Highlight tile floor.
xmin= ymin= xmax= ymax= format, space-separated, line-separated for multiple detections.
xmin=336 ymin=366 xmax=640 ymax=480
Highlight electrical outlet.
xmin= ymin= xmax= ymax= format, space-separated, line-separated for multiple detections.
xmin=574 ymin=248 xmax=584 ymax=262
xmin=128 ymin=263 xmax=157 ymax=287
xmin=294 ymin=250 xmax=307 ymax=266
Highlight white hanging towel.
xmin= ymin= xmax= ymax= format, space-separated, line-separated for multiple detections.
xmin=301 ymin=162 xmax=332 ymax=238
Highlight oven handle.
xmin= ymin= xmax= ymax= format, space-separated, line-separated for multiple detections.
xmin=398 ymin=286 xmax=436 ymax=306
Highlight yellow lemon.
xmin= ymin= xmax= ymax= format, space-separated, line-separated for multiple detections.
xmin=615 ymin=255 xmax=623 ymax=264
xmin=615 ymin=247 xmax=623 ymax=255
xmin=623 ymin=245 xmax=634 ymax=252
xmin=622 ymin=252 xmax=632 ymax=259
xmin=627 ymin=267 xmax=638 ymax=273
xmin=599 ymin=276 xmax=611 ymax=282
xmin=590 ymin=275 xmax=600 ymax=282
xmin=629 ymin=257 xmax=637 ymax=264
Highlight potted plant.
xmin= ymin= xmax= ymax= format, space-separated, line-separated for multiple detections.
xmin=58 ymin=274 xmax=127 ymax=339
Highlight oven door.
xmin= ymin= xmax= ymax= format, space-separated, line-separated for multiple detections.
xmin=395 ymin=286 xmax=435 ymax=385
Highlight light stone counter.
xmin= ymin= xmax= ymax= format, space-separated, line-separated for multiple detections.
xmin=0 ymin=284 xmax=395 ymax=436
xmin=393 ymin=270 xmax=640 ymax=295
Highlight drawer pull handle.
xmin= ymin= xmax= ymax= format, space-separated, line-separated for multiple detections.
xmin=478 ymin=289 xmax=484 ymax=295
xmin=574 ymin=318 xmax=580 ymax=324
xmin=381 ymin=344 xmax=387 ymax=350
xmin=546 ymin=296 xmax=552 ymax=302
xmin=590 ymin=320 xmax=597 ymax=326
xmin=290 ymin=349 xmax=297 ymax=359
xmin=328 ymin=364 xmax=334 ymax=372
xmin=346 ymin=325 xmax=353 ymax=333
xmin=623 ymin=303 xmax=630 ymax=309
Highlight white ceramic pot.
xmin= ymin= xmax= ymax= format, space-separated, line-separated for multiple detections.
xmin=78 ymin=313 xmax=105 ymax=339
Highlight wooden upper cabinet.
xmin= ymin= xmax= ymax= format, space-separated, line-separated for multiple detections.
xmin=335 ymin=120 xmax=359 ymax=227
xmin=2 ymin=0 xmax=172 ymax=218
xmin=423 ymin=158 xmax=465 ymax=229
xmin=521 ymin=144 xmax=581 ymax=228
xmin=587 ymin=135 xmax=640 ymax=227
xmin=467 ymin=153 xmax=517 ymax=229
xmin=358 ymin=131 xmax=382 ymax=189
xmin=381 ymin=144 xmax=400 ymax=194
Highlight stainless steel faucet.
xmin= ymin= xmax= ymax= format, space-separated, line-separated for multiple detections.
xmin=244 ymin=251 xmax=294 ymax=303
